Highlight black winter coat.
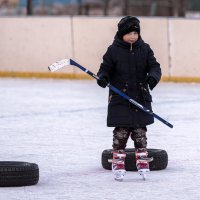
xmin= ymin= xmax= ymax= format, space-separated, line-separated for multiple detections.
xmin=97 ymin=35 xmax=162 ymax=128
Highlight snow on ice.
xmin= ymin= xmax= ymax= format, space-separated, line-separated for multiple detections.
xmin=0 ymin=78 xmax=200 ymax=200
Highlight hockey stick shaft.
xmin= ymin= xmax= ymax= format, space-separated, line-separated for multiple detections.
xmin=69 ymin=59 xmax=173 ymax=128
xmin=48 ymin=59 xmax=173 ymax=128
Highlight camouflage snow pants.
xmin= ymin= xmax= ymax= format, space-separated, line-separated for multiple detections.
xmin=112 ymin=127 xmax=147 ymax=150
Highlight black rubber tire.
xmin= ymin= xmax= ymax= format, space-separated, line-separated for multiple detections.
xmin=0 ymin=161 xmax=39 ymax=187
xmin=102 ymin=148 xmax=168 ymax=171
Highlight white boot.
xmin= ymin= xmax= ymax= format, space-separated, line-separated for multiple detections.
xmin=135 ymin=148 xmax=153 ymax=180
xmin=112 ymin=150 xmax=126 ymax=181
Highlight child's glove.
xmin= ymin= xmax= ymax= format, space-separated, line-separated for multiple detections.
xmin=97 ymin=75 xmax=109 ymax=88
xmin=146 ymin=76 xmax=157 ymax=90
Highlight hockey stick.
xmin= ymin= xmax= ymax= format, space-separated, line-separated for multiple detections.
xmin=48 ymin=59 xmax=173 ymax=128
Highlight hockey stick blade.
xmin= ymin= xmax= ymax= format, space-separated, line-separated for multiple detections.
xmin=48 ymin=59 xmax=70 ymax=72
xmin=48 ymin=59 xmax=173 ymax=128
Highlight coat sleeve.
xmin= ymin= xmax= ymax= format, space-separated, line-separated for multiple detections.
xmin=97 ymin=46 xmax=114 ymax=81
xmin=147 ymin=45 xmax=162 ymax=82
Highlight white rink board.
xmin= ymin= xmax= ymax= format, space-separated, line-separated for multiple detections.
xmin=169 ymin=18 xmax=200 ymax=77
xmin=2 ymin=17 xmax=200 ymax=78
xmin=0 ymin=17 xmax=73 ymax=73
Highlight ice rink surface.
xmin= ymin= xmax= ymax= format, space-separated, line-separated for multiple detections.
xmin=0 ymin=78 xmax=200 ymax=200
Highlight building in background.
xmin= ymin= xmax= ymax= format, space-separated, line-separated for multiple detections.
xmin=0 ymin=0 xmax=200 ymax=17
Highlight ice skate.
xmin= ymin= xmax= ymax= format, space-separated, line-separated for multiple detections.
xmin=135 ymin=148 xmax=153 ymax=180
xmin=111 ymin=150 xmax=126 ymax=181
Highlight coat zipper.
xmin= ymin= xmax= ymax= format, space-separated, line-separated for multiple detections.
xmin=130 ymin=43 xmax=133 ymax=52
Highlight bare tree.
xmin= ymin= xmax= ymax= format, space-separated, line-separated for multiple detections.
xmin=0 ymin=0 xmax=8 ymax=8
xmin=77 ymin=0 xmax=83 ymax=15
xmin=122 ymin=0 xmax=129 ymax=15
xmin=27 ymin=0 xmax=33 ymax=15
xmin=103 ymin=0 xmax=110 ymax=16
xmin=173 ymin=0 xmax=186 ymax=17
xmin=179 ymin=0 xmax=186 ymax=17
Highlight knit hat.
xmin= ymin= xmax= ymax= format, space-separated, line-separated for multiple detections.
xmin=117 ymin=16 xmax=140 ymax=39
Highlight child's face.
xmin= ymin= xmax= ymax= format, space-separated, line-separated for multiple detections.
xmin=122 ymin=31 xmax=139 ymax=44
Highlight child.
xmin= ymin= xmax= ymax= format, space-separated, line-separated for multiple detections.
xmin=97 ymin=16 xmax=161 ymax=181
